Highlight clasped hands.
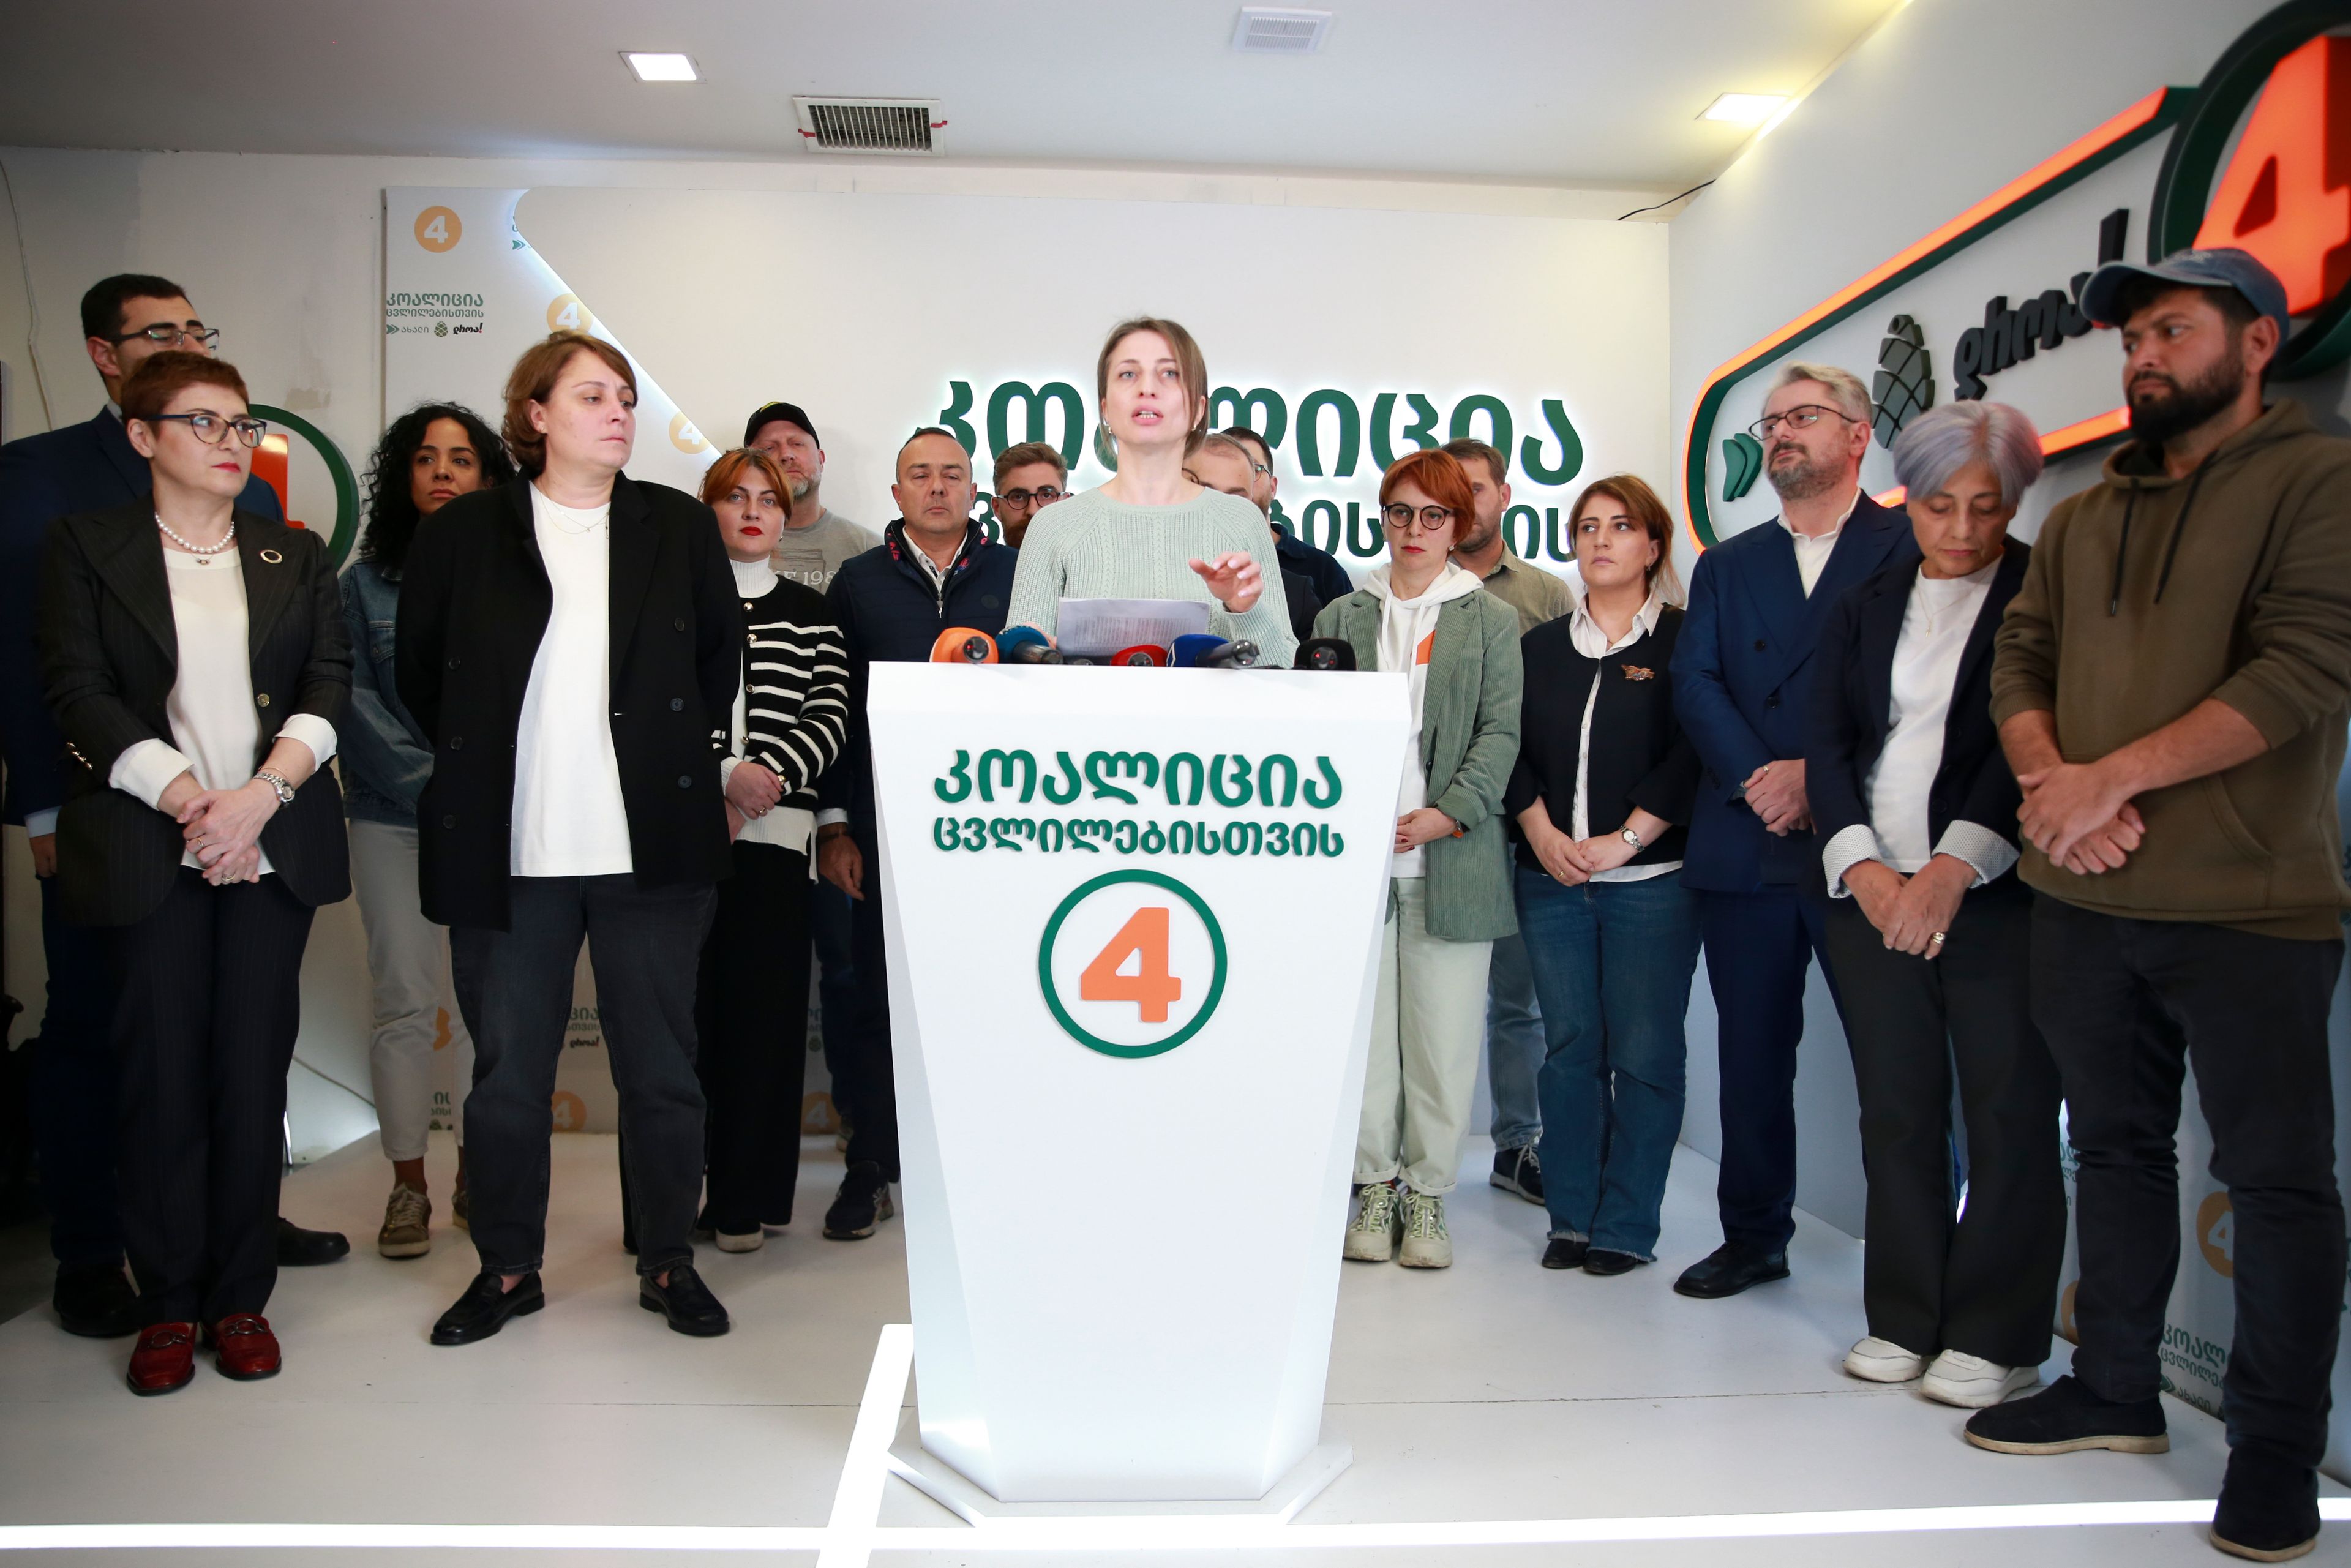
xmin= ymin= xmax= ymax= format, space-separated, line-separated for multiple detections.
xmin=1742 ymin=759 xmax=1810 ymax=836
xmin=173 ymin=776 xmax=279 ymax=886
xmin=1521 ymin=818 xmax=1643 ymax=885
xmin=2015 ymin=758 xmax=2145 ymax=874
xmin=1843 ymin=856 xmax=1970 ymax=957
xmin=724 ymin=760 xmax=782 ymax=841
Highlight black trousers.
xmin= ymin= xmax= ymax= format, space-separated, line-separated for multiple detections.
xmin=34 ymin=873 xmax=123 ymax=1270
xmin=107 ymin=868 xmax=314 ymax=1324
xmin=452 ymin=874 xmax=715 ymax=1280
xmin=840 ymin=842 xmax=899 ymax=1182
xmin=2031 ymin=895 xmax=2344 ymax=1468
xmin=1696 ymin=885 xmax=1843 ymax=1253
xmin=696 ymin=841 xmax=812 ymax=1231
xmin=1824 ymin=888 xmax=2065 ymax=1367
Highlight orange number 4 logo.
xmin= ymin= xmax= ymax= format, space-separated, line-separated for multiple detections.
xmin=2194 ymin=34 xmax=2351 ymax=315
xmin=1079 ymin=906 xmax=1183 ymax=1023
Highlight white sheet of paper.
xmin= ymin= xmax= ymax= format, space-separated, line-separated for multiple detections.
xmin=1056 ymin=598 xmax=1213 ymax=658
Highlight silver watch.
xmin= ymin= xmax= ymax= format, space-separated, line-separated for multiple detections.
xmin=1619 ymin=826 xmax=1644 ymax=851
xmin=255 ymin=769 xmax=296 ymax=806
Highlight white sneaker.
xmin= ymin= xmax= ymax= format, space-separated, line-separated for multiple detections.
xmin=1397 ymin=1191 xmax=1452 ymax=1269
xmin=714 ymin=1229 xmax=764 ymax=1253
xmin=1921 ymin=1349 xmax=2039 ymax=1408
xmin=1843 ymin=1335 xmax=1927 ymax=1382
xmin=1344 ymin=1182 xmax=1400 ymax=1262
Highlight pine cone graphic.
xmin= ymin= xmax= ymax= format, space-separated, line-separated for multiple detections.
xmin=1872 ymin=314 xmax=1934 ymax=449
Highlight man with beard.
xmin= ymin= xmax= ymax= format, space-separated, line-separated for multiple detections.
xmin=746 ymin=402 xmax=880 ymax=593
xmin=1974 ymin=249 xmax=2350 ymax=1565
xmin=1670 ymin=363 xmax=1913 ymax=1300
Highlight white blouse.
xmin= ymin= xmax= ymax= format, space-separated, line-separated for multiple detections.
xmin=108 ymin=544 xmax=339 ymax=875
xmin=509 ymin=484 xmax=634 ymax=877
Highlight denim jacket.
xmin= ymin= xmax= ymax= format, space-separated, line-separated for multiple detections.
xmin=339 ymin=559 xmax=432 ymax=826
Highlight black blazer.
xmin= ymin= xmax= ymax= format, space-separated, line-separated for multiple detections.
xmin=396 ymin=474 xmax=740 ymax=930
xmin=1504 ymin=605 xmax=1701 ymax=871
xmin=36 ymin=500 xmax=351 ymax=926
xmin=1807 ymin=541 xmax=2031 ymax=885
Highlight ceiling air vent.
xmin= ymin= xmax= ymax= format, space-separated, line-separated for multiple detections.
xmin=1232 ymin=7 xmax=1333 ymax=54
xmin=791 ymin=97 xmax=945 ymax=156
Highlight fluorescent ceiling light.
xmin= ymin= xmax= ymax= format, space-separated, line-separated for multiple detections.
xmin=622 ymin=52 xmax=699 ymax=83
xmin=1700 ymin=92 xmax=1789 ymax=124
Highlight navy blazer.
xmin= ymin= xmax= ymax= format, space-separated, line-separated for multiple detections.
xmin=1807 ymin=541 xmax=2031 ymax=884
xmin=0 ymin=407 xmax=283 ymax=826
xmin=1670 ymin=493 xmax=1916 ymax=893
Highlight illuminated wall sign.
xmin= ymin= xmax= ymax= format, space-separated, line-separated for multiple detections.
xmin=250 ymin=405 xmax=360 ymax=565
xmin=1684 ymin=1 xmax=2351 ymax=549
xmin=938 ymin=378 xmax=1589 ymax=561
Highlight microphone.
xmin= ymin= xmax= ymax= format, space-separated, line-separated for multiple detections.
xmin=1294 ymin=637 xmax=1356 ymax=672
xmin=1172 ymin=634 xmax=1260 ymax=669
xmin=1108 ymin=644 xmax=1166 ymax=667
xmin=929 ymin=628 xmax=999 ymax=664
xmin=996 ymin=625 xmax=1064 ymax=665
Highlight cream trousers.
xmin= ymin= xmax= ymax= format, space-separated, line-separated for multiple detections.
xmin=1355 ymin=876 xmax=1493 ymax=1196
xmin=350 ymin=819 xmax=474 ymax=1161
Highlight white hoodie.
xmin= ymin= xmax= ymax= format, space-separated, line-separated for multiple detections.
xmin=1365 ymin=561 xmax=1486 ymax=876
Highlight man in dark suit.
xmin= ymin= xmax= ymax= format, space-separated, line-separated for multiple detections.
xmin=1669 ymin=363 xmax=1916 ymax=1300
xmin=0 ymin=274 xmax=342 ymax=1338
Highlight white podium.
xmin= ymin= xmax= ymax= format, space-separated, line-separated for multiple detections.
xmin=866 ymin=662 xmax=1406 ymax=1507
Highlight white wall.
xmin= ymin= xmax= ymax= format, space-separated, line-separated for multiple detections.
xmin=0 ymin=143 xmax=1664 ymax=1160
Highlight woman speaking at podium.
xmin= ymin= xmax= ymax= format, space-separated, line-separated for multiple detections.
xmin=1005 ymin=317 xmax=1298 ymax=667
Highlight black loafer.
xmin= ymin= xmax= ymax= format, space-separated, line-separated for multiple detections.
xmin=430 ymin=1271 xmax=544 ymax=1346
xmin=1540 ymin=1237 xmax=1589 ymax=1270
xmin=276 ymin=1217 xmax=351 ymax=1267
xmin=55 ymin=1262 xmax=142 ymax=1338
xmin=1673 ymin=1243 xmax=1790 ymax=1299
xmin=640 ymin=1264 xmax=730 ymax=1337
xmin=1583 ymin=1248 xmax=1642 ymax=1277
xmin=1962 ymin=1374 xmax=2169 ymax=1456
xmin=2212 ymin=1443 xmax=2320 ymax=1562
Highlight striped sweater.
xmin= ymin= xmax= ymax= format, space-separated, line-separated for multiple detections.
xmin=723 ymin=571 xmax=849 ymax=814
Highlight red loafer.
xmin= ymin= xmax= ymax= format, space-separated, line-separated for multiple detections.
xmin=126 ymin=1322 xmax=197 ymax=1396
xmin=207 ymin=1313 xmax=282 ymax=1381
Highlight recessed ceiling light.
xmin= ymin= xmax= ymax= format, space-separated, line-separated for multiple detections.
xmin=1700 ymin=92 xmax=1789 ymax=125
xmin=622 ymin=52 xmax=700 ymax=83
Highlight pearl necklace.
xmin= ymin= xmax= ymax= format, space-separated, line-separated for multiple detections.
xmin=154 ymin=511 xmax=236 ymax=556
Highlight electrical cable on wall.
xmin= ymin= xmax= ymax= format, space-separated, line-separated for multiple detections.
xmin=0 ymin=157 xmax=55 ymax=429
xmin=1618 ymin=180 xmax=1714 ymax=221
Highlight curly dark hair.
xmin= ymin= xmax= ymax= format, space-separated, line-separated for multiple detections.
xmin=358 ymin=402 xmax=515 ymax=576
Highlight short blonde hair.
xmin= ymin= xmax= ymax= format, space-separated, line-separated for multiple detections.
xmin=1096 ymin=317 xmax=1209 ymax=456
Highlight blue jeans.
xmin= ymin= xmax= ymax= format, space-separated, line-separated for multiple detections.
xmin=1519 ymin=868 xmax=1701 ymax=1260
xmin=1483 ymin=931 xmax=1544 ymax=1150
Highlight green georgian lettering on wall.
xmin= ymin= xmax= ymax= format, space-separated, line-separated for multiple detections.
xmin=1207 ymin=386 xmax=1288 ymax=448
xmin=1368 ymin=392 xmax=1441 ymax=471
xmin=987 ymin=380 xmax=1086 ymax=470
xmin=931 ymin=749 xmax=1343 ymax=812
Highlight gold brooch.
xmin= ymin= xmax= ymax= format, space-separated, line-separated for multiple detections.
xmin=259 ymin=548 xmax=284 ymax=564
xmin=1620 ymin=664 xmax=1655 ymax=681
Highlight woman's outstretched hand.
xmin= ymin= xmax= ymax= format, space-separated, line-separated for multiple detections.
xmin=1188 ymin=552 xmax=1263 ymax=614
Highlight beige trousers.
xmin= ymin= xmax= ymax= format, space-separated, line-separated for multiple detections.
xmin=1354 ymin=876 xmax=1494 ymax=1196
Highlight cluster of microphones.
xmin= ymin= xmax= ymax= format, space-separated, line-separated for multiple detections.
xmin=928 ymin=627 xmax=1359 ymax=671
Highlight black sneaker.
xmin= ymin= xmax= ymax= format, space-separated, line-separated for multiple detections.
xmin=1540 ymin=1237 xmax=1588 ymax=1270
xmin=2211 ymin=1444 xmax=2320 ymax=1562
xmin=823 ymin=1161 xmax=896 ymax=1240
xmin=1962 ymin=1375 xmax=2169 ymax=1456
xmin=54 ymin=1262 xmax=141 ymax=1338
xmin=1490 ymin=1146 xmax=1544 ymax=1205
xmin=640 ymin=1264 xmax=730 ymax=1337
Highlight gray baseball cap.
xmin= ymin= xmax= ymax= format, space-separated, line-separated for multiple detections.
xmin=2082 ymin=246 xmax=2290 ymax=337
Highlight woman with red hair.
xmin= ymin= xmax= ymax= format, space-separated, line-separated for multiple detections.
xmin=1314 ymin=449 xmax=1522 ymax=1269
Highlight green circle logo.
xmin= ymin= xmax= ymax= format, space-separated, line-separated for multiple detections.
xmin=1037 ymin=869 xmax=1227 ymax=1060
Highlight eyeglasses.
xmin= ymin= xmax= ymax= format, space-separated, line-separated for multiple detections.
xmin=1380 ymin=503 xmax=1455 ymax=532
xmin=996 ymin=487 xmax=1064 ymax=508
xmin=1747 ymin=403 xmax=1862 ymax=440
xmin=108 ymin=323 xmax=221 ymax=351
xmin=148 ymin=411 xmax=268 ymax=448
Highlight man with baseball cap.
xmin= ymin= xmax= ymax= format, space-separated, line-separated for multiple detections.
xmin=744 ymin=402 xmax=879 ymax=593
xmin=1977 ymin=246 xmax=2350 ymax=1563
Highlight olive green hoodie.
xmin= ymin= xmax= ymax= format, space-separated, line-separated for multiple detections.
xmin=1989 ymin=399 xmax=2351 ymax=939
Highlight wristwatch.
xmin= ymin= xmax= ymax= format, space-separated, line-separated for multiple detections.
xmin=1619 ymin=825 xmax=1645 ymax=851
xmin=255 ymin=769 xmax=296 ymax=806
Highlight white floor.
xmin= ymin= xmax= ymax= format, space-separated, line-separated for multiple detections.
xmin=0 ymin=1132 xmax=2338 ymax=1566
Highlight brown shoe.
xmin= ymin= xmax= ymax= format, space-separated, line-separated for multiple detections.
xmin=377 ymin=1183 xmax=432 ymax=1258
xmin=126 ymin=1322 xmax=197 ymax=1396
xmin=207 ymin=1313 xmax=282 ymax=1381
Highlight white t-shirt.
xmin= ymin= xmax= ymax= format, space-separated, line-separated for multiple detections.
xmin=510 ymin=485 xmax=633 ymax=877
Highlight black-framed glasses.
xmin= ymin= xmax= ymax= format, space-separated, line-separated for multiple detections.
xmin=1380 ymin=503 xmax=1455 ymax=532
xmin=1747 ymin=403 xmax=1862 ymax=440
xmin=149 ymin=411 xmax=268 ymax=448
xmin=996 ymin=487 xmax=1064 ymax=508
xmin=108 ymin=323 xmax=220 ymax=351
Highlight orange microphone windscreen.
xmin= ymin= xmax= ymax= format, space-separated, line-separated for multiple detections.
xmin=930 ymin=628 xmax=999 ymax=664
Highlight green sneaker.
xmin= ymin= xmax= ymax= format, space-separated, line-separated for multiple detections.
xmin=1344 ymin=1181 xmax=1400 ymax=1262
xmin=1398 ymin=1191 xmax=1451 ymax=1269
xmin=377 ymin=1184 xmax=431 ymax=1259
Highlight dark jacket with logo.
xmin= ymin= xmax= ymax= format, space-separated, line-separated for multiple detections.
xmin=37 ymin=501 xmax=348 ymax=926
xmin=395 ymin=474 xmax=741 ymax=931
xmin=821 ymin=519 xmax=1018 ymax=842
